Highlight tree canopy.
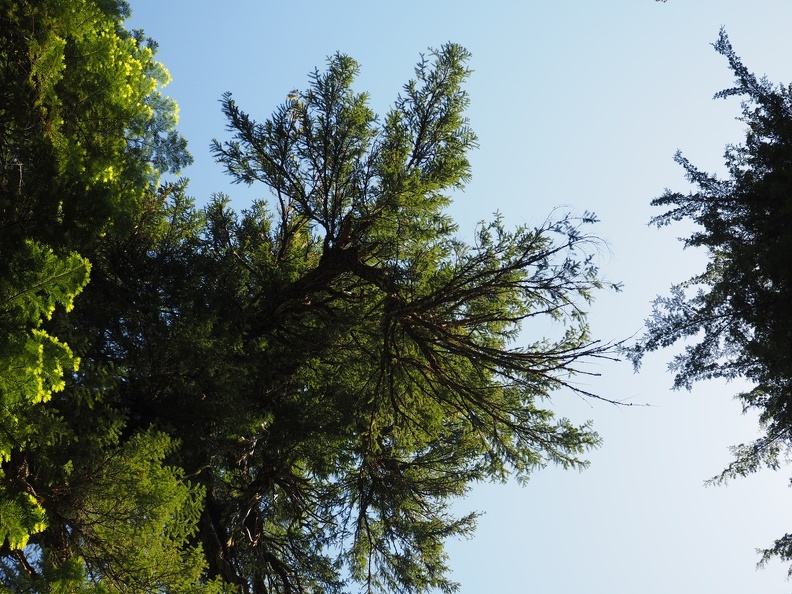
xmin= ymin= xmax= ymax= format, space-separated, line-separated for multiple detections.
xmin=187 ymin=44 xmax=616 ymax=592
xmin=627 ymin=28 xmax=792 ymax=574
xmin=1 ymin=0 xmax=215 ymax=591
xmin=0 ymin=3 xmax=618 ymax=592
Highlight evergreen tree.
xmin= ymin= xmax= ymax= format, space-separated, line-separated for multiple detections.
xmin=0 ymin=1 xmax=218 ymax=590
xmin=86 ymin=44 xmax=614 ymax=593
xmin=2 ymin=3 xmax=617 ymax=590
xmin=628 ymin=29 xmax=792 ymax=575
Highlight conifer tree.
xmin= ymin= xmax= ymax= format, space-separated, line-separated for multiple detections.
xmin=628 ymin=29 xmax=792 ymax=576
xmin=0 ymin=1 xmax=217 ymax=590
xmin=2 ymin=3 xmax=618 ymax=591
xmin=98 ymin=44 xmax=614 ymax=593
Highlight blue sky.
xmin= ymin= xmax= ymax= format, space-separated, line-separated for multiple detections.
xmin=129 ymin=1 xmax=792 ymax=592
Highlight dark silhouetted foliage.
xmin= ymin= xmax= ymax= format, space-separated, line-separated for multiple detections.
xmin=628 ymin=28 xmax=792 ymax=575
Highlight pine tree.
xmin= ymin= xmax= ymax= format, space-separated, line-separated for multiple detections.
xmin=628 ymin=29 xmax=792 ymax=576
xmin=88 ymin=44 xmax=615 ymax=593
xmin=2 ymin=5 xmax=617 ymax=590
xmin=0 ymin=2 xmax=217 ymax=590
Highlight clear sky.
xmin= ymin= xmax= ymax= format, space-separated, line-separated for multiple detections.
xmin=129 ymin=1 xmax=792 ymax=592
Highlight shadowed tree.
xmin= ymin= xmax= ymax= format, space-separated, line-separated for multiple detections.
xmin=130 ymin=43 xmax=617 ymax=593
xmin=627 ymin=29 xmax=792 ymax=577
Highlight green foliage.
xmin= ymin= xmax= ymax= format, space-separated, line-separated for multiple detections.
xmin=0 ymin=242 xmax=90 ymax=405
xmin=0 ymin=239 xmax=88 ymax=550
xmin=0 ymin=0 xmax=191 ymax=251
xmin=1 ymin=4 xmax=615 ymax=590
xmin=60 ymin=430 xmax=222 ymax=593
xmin=0 ymin=492 xmax=47 ymax=550
xmin=1 ymin=430 xmax=226 ymax=593
xmin=0 ymin=241 xmax=90 ymax=551
xmin=0 ymin=0 xmax=210 ymax=590
xmin=169 ymin=43 xmax=612 ymax=593
xmin=627 ymin=29 xmax=792 ymax=574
